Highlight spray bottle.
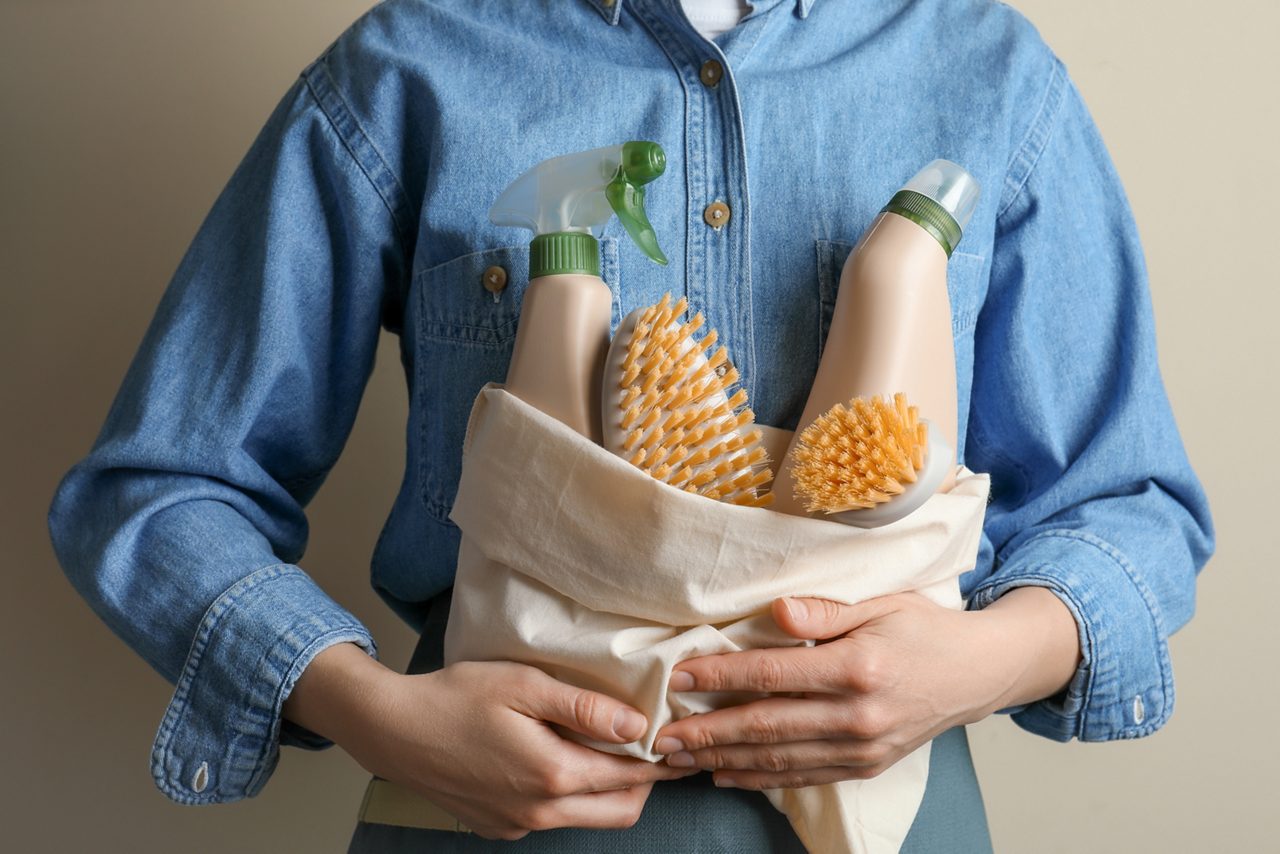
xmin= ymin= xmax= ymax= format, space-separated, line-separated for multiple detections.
xmin=773 ymin=160 xmax=980 ymax=525
xmin=489 ymin=141 xmax=669 ymax=443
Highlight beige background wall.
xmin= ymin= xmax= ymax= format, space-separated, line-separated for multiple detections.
xmin=2 ymin=1 xmax=1273 ymax=850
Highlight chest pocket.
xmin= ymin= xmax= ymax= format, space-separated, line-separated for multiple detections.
xmin=414 ymin=239 xmax=621 ymax=523
xmin=815 ymin=239 xmax=988 ymax=462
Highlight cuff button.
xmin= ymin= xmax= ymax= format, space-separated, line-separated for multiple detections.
xmin=1131 ymin=695 xmax=1146 ymax=725
xmin=192 ymin=761 xmax=210 ymax=793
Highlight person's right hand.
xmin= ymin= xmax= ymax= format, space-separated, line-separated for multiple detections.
xmin=283 ymin=643 xmax=695 ymax=840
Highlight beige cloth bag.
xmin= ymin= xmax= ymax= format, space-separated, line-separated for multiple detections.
xmin=444 ymin=385 xmax=990 ymax=853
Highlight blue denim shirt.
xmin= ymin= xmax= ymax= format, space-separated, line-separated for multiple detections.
xmin=49 ymin=0 xmax=1214 ymax=806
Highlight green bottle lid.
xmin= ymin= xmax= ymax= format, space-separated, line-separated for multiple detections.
xmin=881 ymin=160 xmax=981 ymax=257
xmin=529 ymin=231 xmax=600 ymax=279
xmin=881 ymin=190 xmax=963 ymax=257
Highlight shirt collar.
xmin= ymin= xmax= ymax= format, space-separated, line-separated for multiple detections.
xmin=585 ymin=0 xmax=818 ymax=26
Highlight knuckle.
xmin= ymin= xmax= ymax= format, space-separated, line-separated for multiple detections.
xmin=750 ymin=655 xmax=786 ymax=692
xmin=759 ymin=748 xmax=790 ymax=773
xmin=522 ymin=806 xmax=556 ymax=832
xmin=843 ymin=740 xmax=884 ymax=765
xmin=865 ymin=742 xmax=892 ymax=765
xmin=683 ymin=722 xmax=712 ymax=751
xmin=688 ymin=662 xmax=719 ymax=692
xmin=817 ymin=598 xmax=844 ymax=628
xmin=504 ymin=664 xmax=539 ymax=695
xmin=571 ymin=689 xmax=604 ymax=730
xmin=697 ymin=747 xmax=725 ymax=769
xmin=858 ymin=653 xmax=887 ymax=691
xmin=535 ymin=767 xmax=573 ymax=799
xmin=845 ymin=654 xmax=886 ymax=693
xmin=745 ymin=713 xmax=781 ymax=744
xmin=850 ymin=763 xmax=888 ymax=781
xmin=774 ymin=773 xmax=809 ymax=789
xmin=844 ymin=706 xmax=886 ymax=740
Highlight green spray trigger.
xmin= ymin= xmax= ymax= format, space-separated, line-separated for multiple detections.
xmin=490 ymin=141 xmax=670 ymax=279
xmin=606 ymin=141 xmax=668 ymax=266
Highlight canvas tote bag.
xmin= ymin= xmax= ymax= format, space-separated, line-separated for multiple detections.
xmin=437 ymin=384 xmax=989 ymax=853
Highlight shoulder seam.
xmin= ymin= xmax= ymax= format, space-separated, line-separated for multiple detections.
xmin=997 ymin=55 xmax=1069 ymax=219
xmin=300 ymin=60 xmax=413 ymax=251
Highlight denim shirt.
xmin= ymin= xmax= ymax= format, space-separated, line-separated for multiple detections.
xmin=48 ymin=0 xmax=1214 ymax=806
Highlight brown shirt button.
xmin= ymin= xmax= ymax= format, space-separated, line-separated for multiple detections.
xmin=482 ymin=265 xmax=508 ymax=294
xmin=703 ymin=201 xmax=731 ymax=229
xmin=699 ymin=59 xmax=724 ymax=88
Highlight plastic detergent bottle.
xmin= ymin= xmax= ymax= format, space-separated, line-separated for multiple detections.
xmin=773 ymin=160 xmax=980 ymax=517
xmin=490 ymin=141 xmax=669 ymax=442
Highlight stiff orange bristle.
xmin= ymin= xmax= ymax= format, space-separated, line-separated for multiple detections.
xmin=609 ymin=293 xmax=773 ymax=506
xmin=789 ymin=393 xmax=928 ymax=513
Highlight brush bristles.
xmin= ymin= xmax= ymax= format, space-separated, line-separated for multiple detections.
xmin=790 ymin=393 xmax=928 ymax=513
xmin=610 ymin=293 xmax=773 ymax=506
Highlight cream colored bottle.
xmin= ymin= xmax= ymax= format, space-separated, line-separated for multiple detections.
xmin=489 ymin=142 xmax=670 ymax=441
xmin=773 ymin=160 xmax=980 ymax=518
xmin=503 ymin=273 xmax=613 ymax=442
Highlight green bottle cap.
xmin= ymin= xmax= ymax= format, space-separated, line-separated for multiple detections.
xmin=881 ymin=190 xmax=963 ymax=257
xmin=529 ymin=231 xmax=600 ymax=279
xmin=881 ymin=161 xmax=980 ymax=257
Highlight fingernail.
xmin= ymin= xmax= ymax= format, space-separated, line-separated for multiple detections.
xmin=668 ymin=671 xmax=695 ymax=692
xmin=654 ymin=736 xmax=685 ymax=754
xmin=714 ymin=776 xmax=739 ymax=789
xmin=667 ymin=751 xmax=695 ymax=768
xmin=612 ymin=709 xmax=647 ymax=740
xmin=784 ymin=598 xmax=809 ymax=622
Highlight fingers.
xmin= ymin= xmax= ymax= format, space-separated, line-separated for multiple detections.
xmin=561 ymin=744 xmax=702 ymax=794
xmin=519 ymin=784 xmax=654 ymax=831
xmin=669 ymin=642 xmax=855 ymax=695
xmin=513 ymin=669 xmax=649 ymax=743
xmin=771 ymin=595 xmax=903 ymax=641
xmin=503 ymin=752 xmax=693 ymax=819
xmin=467 ymin=783 xmax=659 ymax=838
xmin=654 ymin=695 xmax=870 ymax=756
xmin=672 ymin=738 xmax=887 ymax=775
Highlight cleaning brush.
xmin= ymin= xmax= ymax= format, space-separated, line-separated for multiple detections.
xmin=601 ymin=294 xmax=774 ymax=507
xmin=787 ymin=393 xmax=952 ymax=527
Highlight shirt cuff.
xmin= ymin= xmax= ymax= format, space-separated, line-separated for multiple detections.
xmin=149 ymin=564 xmax=377 ymax=804
xmin=966 ymin=529 xmax=1173 ymax=742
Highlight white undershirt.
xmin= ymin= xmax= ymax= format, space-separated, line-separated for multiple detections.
xmin=679 ymin=0 xmax=751 ymax=39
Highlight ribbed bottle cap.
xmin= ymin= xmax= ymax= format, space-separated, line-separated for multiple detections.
xmin=882 ymin=160 xmax=980 ymax=256
xmin=529 ymin=232 xmax=600 ymax=278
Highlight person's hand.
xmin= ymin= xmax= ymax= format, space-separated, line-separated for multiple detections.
xmin=284 ymin=645 xmax=696 ymax=840
xmin=652 ymin=586 xmax=1080 ymax=790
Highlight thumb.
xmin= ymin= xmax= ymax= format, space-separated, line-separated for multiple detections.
xmin=514 ymin=670 xmax=649 ymax=744
xmin=771 ymin=595 xmax=900 ymax=640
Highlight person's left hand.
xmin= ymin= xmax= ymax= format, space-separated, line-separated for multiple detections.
xmin=652 ymin=587 xmax=1079 ymax=790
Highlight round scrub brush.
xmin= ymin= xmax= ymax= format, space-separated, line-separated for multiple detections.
xmin=602 ymin=294 xmax=774 ymax=507
xmin=788 ymin=393 xmax=952 ymax=528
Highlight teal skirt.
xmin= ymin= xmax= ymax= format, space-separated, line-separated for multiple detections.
xmin=348 ymin=595 xmax=991 ymax=853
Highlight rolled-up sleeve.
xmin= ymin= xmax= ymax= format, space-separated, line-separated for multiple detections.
xmin=964 ymin=58 xmax=1215 ymax=741
xmin=47 ymin=59 xmax=411 ymax=803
